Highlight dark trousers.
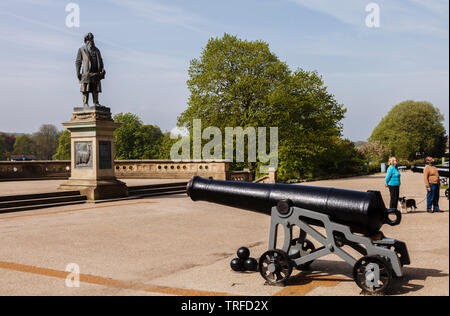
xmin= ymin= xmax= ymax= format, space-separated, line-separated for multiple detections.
xmin=388 ymin=185 xmax=400 ymax=209
xmin=427 ymin=183 xmax=440 ymax=211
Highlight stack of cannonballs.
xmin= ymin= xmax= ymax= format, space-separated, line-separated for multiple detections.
xmin=230 ymin=247 xmax=258 ymax=272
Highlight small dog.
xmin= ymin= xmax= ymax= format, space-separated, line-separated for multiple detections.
xmin=399 ymin=197 xmax=417 ymax=213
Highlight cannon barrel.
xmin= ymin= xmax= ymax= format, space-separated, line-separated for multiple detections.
xmin=411 ymin=164 xmax=449 ymax=178
xmin=187 ymin=176 xmax=400 ymax=235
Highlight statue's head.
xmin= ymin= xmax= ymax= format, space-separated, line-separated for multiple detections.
xmin=84 ymin=33 xmax=94 ymax=44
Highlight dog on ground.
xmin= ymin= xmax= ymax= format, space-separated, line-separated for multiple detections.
xmin=399 ymin=197 xmax=417 ymax=213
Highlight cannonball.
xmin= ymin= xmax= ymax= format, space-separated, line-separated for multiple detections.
xmin=230 ymin=258 xmax=245 ymax=272
xmin=237 ymin=247 xmax=250 ymax=260
xmin=244 ymin=257 xmax=258 ymax=272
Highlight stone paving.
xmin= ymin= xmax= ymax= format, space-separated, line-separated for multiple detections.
xmin=0 ymin=172 xmax=448 ymax=296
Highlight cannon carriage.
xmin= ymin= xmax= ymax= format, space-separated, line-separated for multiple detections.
xmin=187 ymin=176 xmax=410 ymax=294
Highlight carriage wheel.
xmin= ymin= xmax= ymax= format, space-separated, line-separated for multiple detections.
xmin=353 ymin=255 xmax=392 ymax=294
xmin=290 ymin=238 xmax=316 ymax=270
xmin=259 ymin=250 xmax=292 ymax=285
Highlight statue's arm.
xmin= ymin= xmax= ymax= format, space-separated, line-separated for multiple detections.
xmin=75 ymin=48 xmax=82 ymax=80
xmin=98 ymin=49 xmax=105 ymax=73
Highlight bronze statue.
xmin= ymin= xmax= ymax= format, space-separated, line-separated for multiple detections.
xmin=76 ymin=33 xmax=106 ymax=107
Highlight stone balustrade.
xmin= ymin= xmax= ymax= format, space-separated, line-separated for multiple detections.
xmin=114 ymin=160 xmax=230 ymax=180
xmin=0 ymin=160 xmax=71 ymax=180
xmin=0 ymin=160 xmax=231 ymax=181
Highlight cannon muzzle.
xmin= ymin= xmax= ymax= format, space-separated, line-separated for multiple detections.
xmin=187 ymin=176 xmax=401 ymax=235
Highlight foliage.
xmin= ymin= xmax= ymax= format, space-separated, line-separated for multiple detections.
xmin=0 ymin=133 xmax=15 ymax=153
xmin=13 ymin=134 xmax=35 ymax=156
xmin=369 ymin=100 xmax=446 ymax=160
xmin=158 ymin=132 xmax=179 ymax=160
xmin=54 ymin=130 xmax=71 ymax=160
xmin=133 ymin=125 xmax=164 ymax=159
xmin=312 ymin=138 xmax=366 ymax=177
xmin=0 ymin=136 xmax=6 ymax=160
xmin=32 ymin=124 xmax=61 ymax=160
xmin=354 ymin=141 xmax=367 ymax=148
xmin=356 ymin=141 xmax=391 ymax=164
xmin=113 ymin=113 xmax=143 ymax=159
xmin=113 ymin=112 xmax=168 ymax=160
xmin=178 ymin=33 xmax=351 ymax=179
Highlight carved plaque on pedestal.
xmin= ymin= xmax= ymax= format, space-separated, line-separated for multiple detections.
xmin=75 ymin=141 xmax=93 ymax=169
xmin=99 ymin=141 xmax=112 ymax=169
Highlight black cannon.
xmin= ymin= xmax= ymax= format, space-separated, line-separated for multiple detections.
xmin=187 ymin=176 xmax=410 ymax=294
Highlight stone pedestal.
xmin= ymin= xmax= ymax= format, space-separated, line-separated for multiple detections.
xmin=58 ymin=106 xmax=128 ymax=200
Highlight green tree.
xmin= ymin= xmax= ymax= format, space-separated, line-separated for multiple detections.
xmin=32 ymin=124 xmax=61 ymax=160
xmin=113 ymin=113 xmax=143 ymax=159
xmin=54 ymin=130 xmax=71 ymax=160
xmin=0 ymin=136 xmax=6 ymax=160
xmin=179 ymin=33 xmax=290 ymax=129
xmin=369 ymin=100 xmax=446 ymax=160
xmin=312 ymin=138 xmax=365 ymax=177
xmin=133 ymin=125 xmax=164 ymax=159
xmin=13 ymin=134 xmax=35 ymax=156
xmin=159 ymin=132 xmax=179 ymax=160
xmin=178 ymin=34 xmax=347 ymax=179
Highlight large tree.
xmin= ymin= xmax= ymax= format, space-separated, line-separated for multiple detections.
xmin=369 ymin=100 xmax=446 ymax=160
xmin=32 ymin=124 xmax=61 ymax=160
xmin=113 ymin=113 xmax=168 ymax=160
xmin=13 ymin=134 xmax=35 ymax=156
xmin=53 ymin=130 xmax=71 ymax=160
xmin=133 ymin=125 xmax=164 ymax=159
xmin=113 ymin=113 xmax=143 ymax=159
xmin=0 ymin=136 xmax=6 ymax=161
xmin=178 ymin=34 xmax=348 ymax=179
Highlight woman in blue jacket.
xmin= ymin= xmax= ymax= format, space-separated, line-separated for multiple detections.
xmin=385 ymin=157 xmax=401 ymax=209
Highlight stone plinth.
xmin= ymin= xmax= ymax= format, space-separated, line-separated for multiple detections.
xmin=58 ymin=106 xmax=128 ymax=200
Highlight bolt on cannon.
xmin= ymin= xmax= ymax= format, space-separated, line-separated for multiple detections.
xmin=187 ymin=176 xmax=410 ymax=295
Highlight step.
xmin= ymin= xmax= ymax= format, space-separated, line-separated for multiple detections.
xmin=128 ymin=186 xmax=187 ymax=196
xmin=0 ymin=195 xmax=87 ymax=209
xmin=0 ymin=200 xmax=87 ymax=214
xmin=127 ymin=182 xmax=188 ymax=192
xmin=133 ymin=190 xmax=186 ymax=198
xmin=0 ymin=191 xmax=82 ymax=203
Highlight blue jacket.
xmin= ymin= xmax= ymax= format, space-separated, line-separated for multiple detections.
xmin=385 ymin=165 xmax=401 ymax=186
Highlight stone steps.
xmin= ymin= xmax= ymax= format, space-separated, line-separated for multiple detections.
xmin=0 ymin=191 xmax=82 ymax=202
xmin=0 ymin=182 xmax=188 ymax=214
xmin=127 ymin=182 xmax=187 ymax=198
xmin=0 ymin=191 xmax=87 ymax=214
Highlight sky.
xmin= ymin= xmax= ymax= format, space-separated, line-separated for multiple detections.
xmin=0 ymin=0 xmax=448 ymax=141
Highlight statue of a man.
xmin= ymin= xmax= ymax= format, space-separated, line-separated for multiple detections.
xmin=75 ymin=33 xmax=106 ymax=107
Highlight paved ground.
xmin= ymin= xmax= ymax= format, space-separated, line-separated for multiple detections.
xmin=0 ymin=172 xmax=448 ymax=296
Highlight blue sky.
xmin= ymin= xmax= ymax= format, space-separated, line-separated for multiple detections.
xmin=0 ymin=0 xmax=448 ymax=141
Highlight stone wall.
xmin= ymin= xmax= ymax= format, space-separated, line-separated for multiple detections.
xmin=0 ymin=161 xmax=70 ymax=180
xmin=0 ymin=160 xmax=231 ymax=181
xmin=114 ymin=160 xmax=230 ymax=180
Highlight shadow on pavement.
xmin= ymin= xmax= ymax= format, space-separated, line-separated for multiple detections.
xmin=286 ymin=260 xmax=354 ymax=286
xmin=385 ymin=266 xmax=448 ymax=295
xmin=284 ymin=259 xmax=448 ymax=296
